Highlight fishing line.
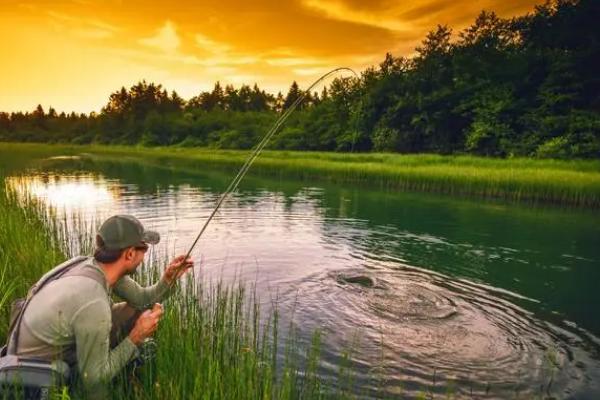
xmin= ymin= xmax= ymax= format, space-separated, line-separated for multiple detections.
xmin=184 ymin=67 xmax=359 ymax=261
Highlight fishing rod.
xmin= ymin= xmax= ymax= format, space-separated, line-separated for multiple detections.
xmin=183 ymin=67 xmax=358 ymax=261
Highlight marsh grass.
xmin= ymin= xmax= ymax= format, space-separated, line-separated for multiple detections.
xmin=0 ymin=185 xmax=66 ymax=341
xmin=0 ymin=180 xmax=362 ymax=399
xmin=2 ymin=142 xmax=599 ymax=208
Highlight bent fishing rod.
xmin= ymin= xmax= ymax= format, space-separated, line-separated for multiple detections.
xmin=183 ymin=67 xmax=358 ymax=261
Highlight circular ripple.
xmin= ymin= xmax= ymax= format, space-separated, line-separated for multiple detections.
xmin=367 ymin=282 xmax=458 ymax=322
xmin=277 ymin=263 xmax=595 ymax=398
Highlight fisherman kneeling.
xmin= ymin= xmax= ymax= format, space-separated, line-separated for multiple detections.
xmin=0 ymin=215 xmax=193 ymax=399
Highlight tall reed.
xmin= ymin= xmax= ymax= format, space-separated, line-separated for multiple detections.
xmin=0 ymin=180 xmax=357 ymax=399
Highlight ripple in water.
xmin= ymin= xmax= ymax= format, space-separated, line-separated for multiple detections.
xmin=367 ymin=282 xmax=458 ymax=322
xmin=280 ymin=263 xmax=598 ymax=398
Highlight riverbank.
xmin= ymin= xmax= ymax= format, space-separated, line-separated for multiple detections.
xmin=2 ymin=142 xmax=600 ymax=208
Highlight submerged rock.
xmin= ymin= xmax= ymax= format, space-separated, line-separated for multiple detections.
xmin=338 ymin=274 xmax=376 ymax=288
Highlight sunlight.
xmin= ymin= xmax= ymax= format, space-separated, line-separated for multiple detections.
xmin=6 ymin=174 xmax=117 ymax=212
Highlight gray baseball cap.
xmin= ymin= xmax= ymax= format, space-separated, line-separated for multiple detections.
xmin=97 ymin=215 xmax=160 ymax=250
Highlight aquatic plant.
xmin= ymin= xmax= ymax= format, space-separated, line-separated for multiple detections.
xmin=3 ymin=143 xmax=599 ymax=208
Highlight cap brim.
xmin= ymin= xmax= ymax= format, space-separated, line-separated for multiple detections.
xmin=142 ymin=230 xmax=160 ymax=245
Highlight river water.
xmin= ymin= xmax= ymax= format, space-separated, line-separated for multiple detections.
xmin=3 ymin=150 xmax=600 ymax=398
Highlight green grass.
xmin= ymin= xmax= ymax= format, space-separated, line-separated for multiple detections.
xmin=0 ymin=180 xmax=363 ymax=399
xmin=2 ymin=142 xmax=599 ymax=208
xmin=0 ymin=188 xmax=66 ymax=340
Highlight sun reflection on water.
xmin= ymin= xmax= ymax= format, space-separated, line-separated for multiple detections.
xmin=6 ymin=174 xmax=118 ymax=213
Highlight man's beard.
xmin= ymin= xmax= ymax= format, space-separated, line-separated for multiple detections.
xmin=125 ymin=264 xmax=140 ymax=276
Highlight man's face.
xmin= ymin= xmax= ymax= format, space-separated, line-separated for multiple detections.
xmin=124 ymin=243 xmax=148 ymax=275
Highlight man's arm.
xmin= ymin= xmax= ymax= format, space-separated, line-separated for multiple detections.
xmin=112 ymin=275 xmax=172 ymax=310
xmin=113 ymin=256 xmax=193 ymax=310
xmin=72 ymin=299 xmax=138 ymax=398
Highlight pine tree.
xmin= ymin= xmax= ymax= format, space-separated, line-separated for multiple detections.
xmin=274 ymin=92 xmax=285 ymax=113
xmin=283 ymin=81 xmax=302 ymax=110
xmin=320 ymin=87 xmax=329 ymax=101
xmin=33 ymin=104 xmax=45 ymax=119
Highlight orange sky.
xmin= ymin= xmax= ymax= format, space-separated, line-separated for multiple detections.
xmin=0 ymin=0 xmax=543 ymax=113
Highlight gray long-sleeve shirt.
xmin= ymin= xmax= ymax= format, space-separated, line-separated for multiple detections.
xmin=16 ymin=257 xmax=172 ymax=397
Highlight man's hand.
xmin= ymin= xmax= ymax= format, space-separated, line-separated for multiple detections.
xmin=128 ymin=303 xmax=163 ymax=346
xmin=163 ymin=255 xmax=194 ymax=285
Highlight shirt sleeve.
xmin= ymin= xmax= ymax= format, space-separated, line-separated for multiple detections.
xmin=71 ymin=298 xmax=139 ymax=398
xmin=112 ymin=275 xmax=173 ymax=310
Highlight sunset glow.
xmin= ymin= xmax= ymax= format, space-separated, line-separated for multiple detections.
xmin=6 ymin=175 xmax=116 ymax=211
xmin=1 ymin=0 xmax=542 ymax=113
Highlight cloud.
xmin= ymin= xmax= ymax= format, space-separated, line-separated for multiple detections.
xmin=204 ymin=66 xmax=237 ymax=76
xmin=399 ymin=0 xmax=458 ymax=22
xmin=227 ymin=74 xmax=259 ymax=85
xmin=266 ymin=57 xmax=327 ymax=67
xmin=292 ymin=67 xmax=333 ymax=76
xmin=46 ymin=9 xmax=119 ymax=39
xmin=195 ymin=33 xmax=231 ymax=54
xmin=74 ymin=27 xmax=114 ymax=39
xmin=197 ymin=55 xmax=260 ymax=67
xmin=302 ymin=0 xmax=412 ymax=32
xmin=140 ymin=20 xmax=180 ymax=53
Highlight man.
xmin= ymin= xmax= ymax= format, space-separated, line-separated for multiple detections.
xmin=13 ymin=215 xmax=193 ymax=398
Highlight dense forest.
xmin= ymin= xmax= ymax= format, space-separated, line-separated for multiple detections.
xmin=1 ymin=0 xmax=598 ymax=158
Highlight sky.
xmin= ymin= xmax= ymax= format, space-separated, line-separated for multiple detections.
xmin=0 ymin=0 xmax=543 ymax=113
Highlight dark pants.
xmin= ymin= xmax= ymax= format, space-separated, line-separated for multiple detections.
xmin=110 ymin=302 xmax=142 ymax=348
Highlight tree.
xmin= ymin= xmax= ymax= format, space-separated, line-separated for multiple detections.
xmin=250 ymin=84 xmax=270 ymax=111
xmin=32 ymin=104 xmax=45 ymax=129
xmin=283 ymin=81 xmax=302 ymax=110
xmin=415 ymin=25 xmax=452 ymax=61
xmin=274 ymin=92 xmax=285 ymax=113
xmin=210 ymin=81 xmax=225 ymax=110
xmin=378 ymin=52 xmax=406 ymax=76
xmin=238 ymin=85 xmax=252 ymax=111
xmin=464 ymin=87 xmax=516 ymax=156
xmin=169 ymin=91 xmax=185 ymax=112
xmin=320 ymin=87 xmax=329 ymax=102
xmin=103 ymin=87 xmax=129 ymax=114
xmin=0 ymin=112 xmax=10 ymax=139
xmin=33 ymin=104 xmax=45 ymax=119
xmin=224 ymin=85 xmax=240 ymax=111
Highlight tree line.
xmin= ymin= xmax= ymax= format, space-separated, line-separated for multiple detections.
xmin=1 ymin=0 xmax=598 ymax=158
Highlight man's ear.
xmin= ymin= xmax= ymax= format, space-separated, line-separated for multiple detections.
xmin=123 ymin=247 xmax=135 ymax=261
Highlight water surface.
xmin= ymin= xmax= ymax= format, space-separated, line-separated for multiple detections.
xmin=3 ymin=150 xmax=600 ymax=398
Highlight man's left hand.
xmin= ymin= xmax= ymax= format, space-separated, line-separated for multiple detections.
xmin=163 ymin=255 xmax=194 ymax=285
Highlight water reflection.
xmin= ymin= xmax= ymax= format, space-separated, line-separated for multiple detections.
xmin=5 ymin=155 xmax=600 ymax=399
xmin=8 ymin=174 xmax=117 ymax=212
